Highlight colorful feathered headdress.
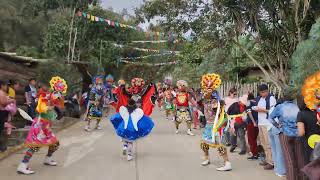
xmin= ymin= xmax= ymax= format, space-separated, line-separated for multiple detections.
xmin=301 ymin=71 xmax=320 ymax=110
xmin=129 ymin=78 xmax=145 ymax=94
xmin=201 ymin=73 xmax=221 ymax=98
xmin=118 ymin=79 xmax=125 ymax=86
xmin=37 ymin=76 xmax=67 ymax=113
xmin=92 ymin=75 xmax=104 ymax=85
xmin=50 ymin=76 xmax=68 ymax=94
xmin=105 ymin=74 xmax=114 ymax=83
xmin=176 ymin=80 xmax=188 ymax=91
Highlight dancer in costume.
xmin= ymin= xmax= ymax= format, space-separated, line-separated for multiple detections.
xmin=163 ymin=75 xmax=174 ymax=120
xmin=104 ymin=74 xmax=116 ymax=112
xmin=85 ymin=75 xmax=105 ymax=131
xmin=17 ymin=76 xmax=67 ymax=175
xmin=156 ymin=82 xmax=164 ymax=109
xmin=164 ymin=86 xmax=175 ymax=121
xmin=174 ymin=80 xmax=195 ymax=136
xmin=111 ymin=78 xmax=157 ymax=161
xmin=200 ymin=73 xmax=232 ymax=171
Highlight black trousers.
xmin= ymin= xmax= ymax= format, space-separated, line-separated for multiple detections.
xmin=0 ymin=110 xmax=8 ymax=134
xmin=0 ymin=110 xmax=9 ymax=152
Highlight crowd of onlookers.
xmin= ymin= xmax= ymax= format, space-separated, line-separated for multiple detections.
xmin=185 ymin=84 xmax=320 ymax=180
xmin=0 ymin=78 xmax=42 ymax=152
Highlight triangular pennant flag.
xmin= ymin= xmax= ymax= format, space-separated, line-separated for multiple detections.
xmin=99 ymin=17 xmax=104 ymax=22
xmin=78 ymin=11 xmax=82 ymax=17
xmin=87 ymin=13 xmax=91 ymax=19
xmin=105 ymin=19 xmax=109 ymax=25
xmin=115 ymin=22 xmax=120 ymax=27
xmin=91 ymin=15 xmax=95 ymax=21
xmin=82 ymin=12 xmax=87 ymax=18
xmin=111 ymin=21 xmax=115 ymax=27
xmin=95 ymin=16 xmax=99 ymax=21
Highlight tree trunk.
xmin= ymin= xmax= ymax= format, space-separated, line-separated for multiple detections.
xmin=232 ymin=40 xmax=285 ymax=91
xmin=74 ymin=63 xmax=92 ymax=92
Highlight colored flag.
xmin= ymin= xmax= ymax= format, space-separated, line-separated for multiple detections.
xmin=82 ymin=12 xmax=87 ymax=18
xmin=91 ymin=15 xmax=95 ymax=21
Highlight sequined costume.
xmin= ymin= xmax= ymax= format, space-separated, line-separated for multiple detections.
xmin=85 ymin=75 xmax=105 ymax=131
xmin=110 ymin=78 xmax=157 ymax=161
xmin=163 ymin=75 xmax=174 ymax=120
xmin=164 ymin=88 xmax=175 ymax=120
xmin=17 ymin=76 xmax=67 ymax=175
xmin=199 ymin=73 xmax=232 ymax=171
xmin=174 ymin=80 xmax=194 ymax=135
xmin=104 ymin=74 xmax=116 ymax=109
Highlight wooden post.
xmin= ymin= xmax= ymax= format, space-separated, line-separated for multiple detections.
xmin=67 ymin=8 xmax=76 ymax=63
xmin=71 ymin=28 xmax=78 ymax=62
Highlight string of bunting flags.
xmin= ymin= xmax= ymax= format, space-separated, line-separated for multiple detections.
xmin=120 ymin=53 xmax=176 ymax=60
xmin=77 ymin=11 xmax=165 ymax=38
xmin=114 ymin=44 xmax=180 ymax=54
xmin=119 ymin=60 xmax=178 ymax=66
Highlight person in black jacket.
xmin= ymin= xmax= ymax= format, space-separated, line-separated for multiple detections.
xmin=228 ymin=95 xmax=248 ymax=155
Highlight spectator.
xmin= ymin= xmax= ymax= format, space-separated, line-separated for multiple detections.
xmin=224 ymin=88 xmax=238 ymax=111
xmin=224 ymin=88 xmax=239 ymax=146
xmin=270 ymin=89 xmax=307 ymax=180
xmin=253 ymin=84 xmax=276 ymax=170
xmin=25 ymin=78 xmax=37 ymax=125
xmin=228 ymin=95 xmax=247 ymax=155
xmin=268 ymin=89 xmax=297 ymax=177
xmin=5 ymin=80 xmax=19 ymax=135
xmin=246 ymin=93 xmax=259 ymax=160
xmin=8 ymin=80 xmax=20 ymax=98
xmin=297 ymin=95 xmax=320 ymax=164
xmin=0 ymin=80 xmax=15 ymax=152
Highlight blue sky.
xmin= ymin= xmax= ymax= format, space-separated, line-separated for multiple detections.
xmin=101 ymin=0 xmax=144 ymax=14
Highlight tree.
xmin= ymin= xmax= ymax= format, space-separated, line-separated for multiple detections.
xmin=290 ymin=17 xmax=320 ymax=88
xmin=137 ymin=0 xmax=320 ymax=89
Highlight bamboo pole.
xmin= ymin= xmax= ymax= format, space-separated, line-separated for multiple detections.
xmin=71 ymin=28 xmax=78 ymax=62
xmin=67 ymin=8 xmax=76 ymax=63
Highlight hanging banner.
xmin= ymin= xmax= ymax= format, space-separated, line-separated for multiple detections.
xmin=131 ymin=40 xmax=168 ymax=43
xmin=77 ymin=11 xmax=164 ymax=37
xmin=120 ymin=60 xmax=178 ymax=66
xmin=121 ymin=53 xmax=176 ymax=60
xmin=114 ymin=44 xmax=180 ymax=54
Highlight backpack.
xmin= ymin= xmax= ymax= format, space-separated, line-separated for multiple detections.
xmin=255 ymin=94 xmax=274 ymax=118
